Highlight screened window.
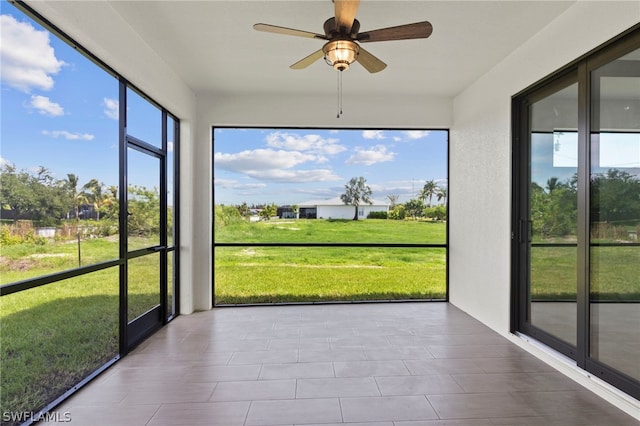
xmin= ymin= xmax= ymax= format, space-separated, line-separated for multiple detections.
xmin=0 ymin=2 xmax=180 ymax=419
xmin=213 ymin=128 xmax=448 ymax=305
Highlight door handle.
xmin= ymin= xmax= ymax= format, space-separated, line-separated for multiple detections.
xmin=519 ymin=219 xmax=533 ymax=243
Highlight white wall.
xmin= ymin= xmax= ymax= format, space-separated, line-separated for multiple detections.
xmin=449 ymin=2 xmax=639 ymax=414
xmin=203 ymin=93 xmax=452 ymax=129
xmin=315 ymin=205 xmax=387 ymax=220
xmin=317 ymin=205 xmax=356 ymax=220
xmin=449 ymin=0 xmax=639 ymax=334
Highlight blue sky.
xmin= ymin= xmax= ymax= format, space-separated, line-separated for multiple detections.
xmin=214 ymin=128 xmax=448 ymax=206
xmin=0 ymin=4 xmax=167 ymax=193
xmin=532 ymin=132 xmax=640 ymax=189
xmin=1 ymin=3 xmax=446 ymax=209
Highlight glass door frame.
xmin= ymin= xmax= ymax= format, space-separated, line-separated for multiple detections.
xmin=511 ymin=25 xmax=640 ymax=399
xmin=511 ymin=70 xmax=583 ymax=362
xmin=118 ymin=80 xmax=172 ymax=352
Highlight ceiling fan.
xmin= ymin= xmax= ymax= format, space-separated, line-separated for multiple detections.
xmin=254 ymin=0 xmax=433 ymax=73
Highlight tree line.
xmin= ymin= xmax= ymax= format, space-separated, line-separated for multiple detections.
xmin=216 ymin=177 xmax=448 ymax=223
xmin=384 ymin=179 xmax=448 ymax=221
xmin=0 ymin=164 xmax=165 ymax=238
xmin=0 ymin=165 xmax=119 ymax=225
xmin=532 ymin=169 xmax=640 ymax=239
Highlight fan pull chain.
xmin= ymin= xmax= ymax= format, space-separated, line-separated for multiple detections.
xmin=336 ymin=70 xmax=345 ymax=118
xmin=336 ymin=71 xmax=341 ymax=118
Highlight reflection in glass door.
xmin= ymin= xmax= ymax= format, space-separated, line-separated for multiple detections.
xmin=526 ymin=77 xmax=579 ymax=355
xmin=589 ymin=48 xmax=640 ymax=383
xmin=513 ymin=29 xmax=640 ymax=398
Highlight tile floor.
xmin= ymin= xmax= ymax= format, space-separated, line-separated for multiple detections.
xmin=47 ymin=303 xmax=638 ymax=425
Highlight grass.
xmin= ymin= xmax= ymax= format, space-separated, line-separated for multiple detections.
xmin=215 ymin=246 xmax=447 ymax=304
xmin=0 ymin=236 xmax=156 ymax=285
xmin=0 ymin=241 xmax=161 ymax=418
xmin=214 ymin=219 xmax=448 ymax=304
xmin=530 ymin=245 xmax=640 ymax=300
xmin=0 ymin=269 xmax=119 ymax=417
xmin=214 ymin=218 xmax=447 ymax=244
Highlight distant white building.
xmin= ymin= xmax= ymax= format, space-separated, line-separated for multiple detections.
xmin=298 ymin=196 xmax=389 ymax=220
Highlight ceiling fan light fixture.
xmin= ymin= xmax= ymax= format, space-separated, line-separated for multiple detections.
xmin=323 ymin=39 xmax=359 ymax=71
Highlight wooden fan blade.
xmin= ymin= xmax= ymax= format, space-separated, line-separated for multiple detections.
xmin=334 ymin=0 xmax=360 ymax=34
xmin=254 ymin=23 xmax=326 ymax=40
xmin=357 ymin=21 xmax=433 ymax=43
xmin=356 ymin=46 xmax=387 ymax=73
xmin=290 ymin=49 xmax=325 ymax=69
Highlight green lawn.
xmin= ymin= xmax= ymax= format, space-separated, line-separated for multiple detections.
xmin=0 ymin=238 xmax=161 ymax=418
xmin=214 ymin=219 xmax=447 ymax=304
xmin=215 ymin=246 xmax=447 ymax=304
xmin=530 ymin=245 xmax=640 ymax=300
xmin=0 ymin=268 xmax=119 ymax=418
xmin=214 ymin=218 xmax=446 ymax=244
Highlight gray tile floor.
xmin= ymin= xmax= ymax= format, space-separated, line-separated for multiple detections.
xmin=49 ymin=303 xmax=638 ymax=425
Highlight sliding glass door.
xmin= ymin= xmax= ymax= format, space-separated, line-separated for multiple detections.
xmin=588 ymin=47 xmax=640 ymax=384
xmin=522 ymin=75 xmax=580 ymax=357
xmin=512 ymin=29 xmax=639 ymax=398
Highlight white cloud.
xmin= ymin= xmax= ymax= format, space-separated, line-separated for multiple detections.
xmin=265 ymin=132 xmax=346 ymax=155
xmin=215 ymin=149 xmax=318 ymax=171
xmin=214 ymin=148 xmax=341 ymax=183
xmin=0 ymin=156 xmax=11 ymax=168
xmin=403 ymin=130 xmax=431 ymax=140
xmin=346 ymin=145 xmax=396 ymax=166
xmin=42 ymin=130 xmax=94 ymax=141
xmin=214 ymin=178 xmax=267 ymax=190
xmin=103 ymin=98 xmax=119 ymax=120
xmin=362 ymin=130 xmax=386 ymax=140
xmin=257 ymin=168 xmax=341 ymax=183
xmin=29 ymin=95 xmax=64 ymax=116
xmin=0 ymin=14 xmax=65 ymax=92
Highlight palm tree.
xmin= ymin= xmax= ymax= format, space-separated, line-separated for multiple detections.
xmin=546 ymin=177 xmax=560 ymax=194
xmin=386 ymin=193 xmax=400 ymax=209
xmin=62 ymin=173 xmax=88 ymax=220
xmin=340 ymin=176 xmax=373 ymax=220
xmin=420 ymin=180 xmax=438 ymax=207
xmin=82 ymin=179 xmax=105 ymax=220
xmin=101 ymin=185 xmax=119 ymax=219
xmin=436 ymin=186 xmax=447 ymax=205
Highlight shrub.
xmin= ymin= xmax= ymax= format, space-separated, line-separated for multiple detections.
xmin=0 ymin=226 xmax=47 ymax=246
xmin=425 ymin=205 xmax=447 ymax=221
xmin=367 ymin=211 xmax=388 ymax=219
xmin=22 ymin=230 xmax=47 ymax=245
xmin=0 ymin=225 xmax=22 ymax=246
xmin=215 ymin=204 xmax=244 ymax=227
xmin=389 ymin=205 xmax=406 ymax=220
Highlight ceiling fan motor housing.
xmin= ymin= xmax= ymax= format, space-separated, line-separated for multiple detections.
xmin=323 ymin=17 xmax=360 ymax=38
xmin=322 ymin=17 xmax=361 ymax=71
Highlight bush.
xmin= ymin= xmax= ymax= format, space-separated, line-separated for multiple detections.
xmin=424 ymin=205 xmax=447 ymax=221
xmin=215 ymin=204 xmax=244 ymax=227
xmin=367 ymin=211 xmax=388 ymax=219
xmin=0 ymin=226 xmax=47 ymax=246
xmin=0 ymin=225 xmax=22 ymax=246
xmin=389 ymin=205 xmax=406 ymax=220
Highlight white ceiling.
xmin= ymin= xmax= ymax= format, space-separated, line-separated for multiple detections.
xmin=106 ymin=0 xmax=577 ymax=99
